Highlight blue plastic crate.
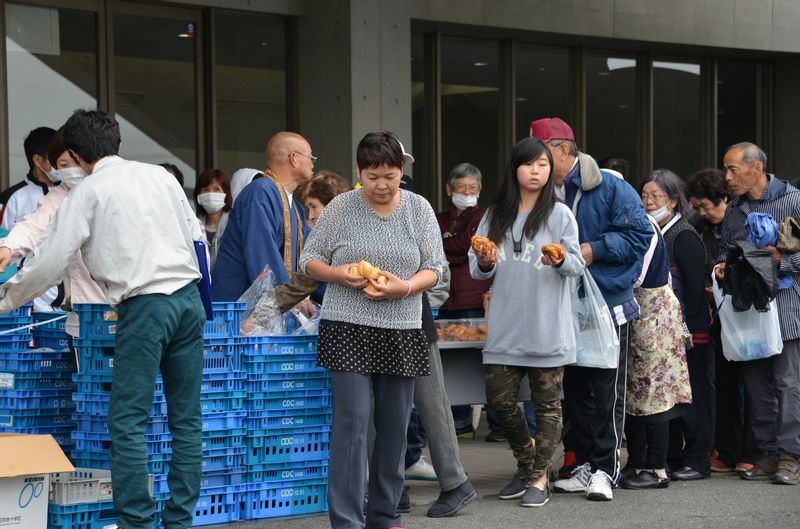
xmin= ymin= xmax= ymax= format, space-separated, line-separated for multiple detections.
xmin=201 ymin=389 xmax=246 ymax=413
xmin=73 ymin=304 xmax=117 ymax=341
xmin=32 ymin=311 xmax=68 ymax=331
xmin=202 ymin=446 xmax=246 ymax=472
xmin=192 ymin=484 xmax=245 ymax=526
xmin=48 ymin=501 xmax=118 ymax=529
xmin=245 ymin=408 xmax=333 ymax=431
xmin=2 ymin=302 xmax=32 ymax=319
xmin=1 ymin=408 xmax=75 ymax=427
xmin=245 ymin=389 xmax=332 ymax=412
xmin=244 ymin=461 xmax=328 ymax=484
xmin=72 ymin=431 xmax=172 ymax=456
xmin=153 ymin=468 xmax=245 ymax=494
xmin=203 ymin=336 xmax=245 ymax=372
xmin=245 ymin=371 xmax=330 ymax=393
xmin=240 ymin=479 xmax=327 ymax=520
xmin=201 ymin=427 xmax=246 ymax=450
xmin=0 ymin=370 xmax=74 ymax=391
xmin=241 ymin=354 xmax=324 ymax=375
xmin=245 ymin=427 xmax=331 ymax=465
xmin=0 ymin=349 xmax=75 ymax=372
xmin=33 ymin=328 xmax=70 ymax=349
xmin=242 ymin=335 xmax=318 ymax=356
xmin=0 ymin=333 xmax=33 ymax=350
xmin=73 ymin=340 xmax=114 ymax=375
xmin=201 ymin=411 xmax=247 ymax=432
xmin=72 ymin=392 xmax=167 ymax=417
xmin=70 ymin=451 xmax=171 ymax=474
xmin=201 ymin=370 xmax=246 ymax=393
xmin=0 ymin=389 xmax=74 ymax=410
xmin=204 ymin=302 xmax=246 ymax=338
xmin=0 ymin=315 xmax=32 ymax=333
xmin=1 ymin=425 xmax=75 ymax=446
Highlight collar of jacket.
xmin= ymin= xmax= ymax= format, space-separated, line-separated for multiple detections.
xmin=565 ymin=152 xmax=604 ymax=193
xmin=26 ymin=171 xmax=52 ymax=196
xmin=730 ymin=173 xmax=787 ymax=209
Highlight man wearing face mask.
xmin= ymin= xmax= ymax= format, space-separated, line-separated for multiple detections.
xmin=1 ymin=126 xmax=63 ymax=313
xmin=435 ymin=163 xmax=495 ymax=440
xmin=0 ymin=127 xmax=107 ymax=339
xmin=1 ymin=126 xmax=57 ymax=230
xmin=193 ymin=169 xmax=232 ymax=271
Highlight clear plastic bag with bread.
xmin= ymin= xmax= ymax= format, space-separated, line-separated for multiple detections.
xmin=238 ymin=265 xmax=286 ymax=336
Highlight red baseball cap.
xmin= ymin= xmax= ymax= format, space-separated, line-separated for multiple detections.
xmin=529 ymin=118 xmax=574 ymax=143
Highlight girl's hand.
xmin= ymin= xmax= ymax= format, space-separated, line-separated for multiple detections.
xmin=476 ymin=247 xmax=498 ymax=269
xmin=363 ymin=270 xmax=408 ymax=301
xmin=335 ymin=263 xmax=368 ymax=289
xmin=540 ymin=254 xmax=564 ymax=267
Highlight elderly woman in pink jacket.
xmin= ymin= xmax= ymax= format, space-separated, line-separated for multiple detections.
xmin=0 ymin=128 xmax=106 ymax=338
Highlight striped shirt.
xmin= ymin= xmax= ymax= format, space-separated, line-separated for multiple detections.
xmin=718 ymin=174 xmax=800 ymax=341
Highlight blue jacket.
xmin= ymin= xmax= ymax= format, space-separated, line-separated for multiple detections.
xmin=564 ymin=153 xmax=653 ymax=309
xmin=212 ymin=178 xmax=310 ymax=301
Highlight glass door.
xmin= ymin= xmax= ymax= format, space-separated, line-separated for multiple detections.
xmin=111 ymin=1 xmax=203 ymax=190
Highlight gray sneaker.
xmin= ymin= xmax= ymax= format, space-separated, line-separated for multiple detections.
xmin=498 ymin=473 xmax=526 ymax=500
xmin=520 ymin=486 xmax=550 ymax=508
xmin=553 ymin=462 xmax=591 ymax=493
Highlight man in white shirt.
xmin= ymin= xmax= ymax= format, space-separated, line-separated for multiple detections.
xmin=0 ymin=110 xmax=205 ymax=529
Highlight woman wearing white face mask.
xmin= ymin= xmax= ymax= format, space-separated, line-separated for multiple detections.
xmin=640 ymin=169 xmax=713 ymax=482
xmin=193 ymin=169 xmax=232 ymax=271
xmin=0 ymin=127 xmax=107 ymax=339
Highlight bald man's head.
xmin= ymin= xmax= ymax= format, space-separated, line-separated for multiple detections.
xmin=264 ymin=131 xmax=315 ymax=191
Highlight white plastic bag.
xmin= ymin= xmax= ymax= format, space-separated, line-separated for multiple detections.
xmin=712 ymin=271 xmax=782 ymax=361
xmin=572 ymin=271 xmax=620 ymax=369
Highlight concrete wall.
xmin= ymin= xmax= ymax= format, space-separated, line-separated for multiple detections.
xmin=411 ymin=0 xmax=800 ymax=53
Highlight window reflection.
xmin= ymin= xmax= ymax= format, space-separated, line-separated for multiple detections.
xmin=585 ymin=54 xmax=638 ymax=181
xmin=515 ymin=44 xmax=570 ymax=143
xmin=717 ymin=61 xmax=758 ymax=166
xmin=441 ymin=37 xmax=499 ymax=206
xmin=113 ymin=13 xmax=197 ymax=188
xmin=5 ymin=3 xmax=97 ymax=184
xmin=653 ymin=59 xmax=702 ymax=179
xmin=215 ymin=13 xmax=285 ymax=176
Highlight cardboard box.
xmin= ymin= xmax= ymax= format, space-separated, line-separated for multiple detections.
xmin=0 ymin=434 xmax=74 ymax=529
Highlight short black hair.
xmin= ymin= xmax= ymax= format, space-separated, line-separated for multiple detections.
xmin=160 ymin=163 xmax=184 ymax=187
xmin=62 ymin=109 xmax=120 ymax=164
xmin=24 ymin=127 xmax=57 ymax=171
xmin=599 ymin=157 xmax=631 ymax=180
xmin=356 ymin=131 xmax=404 ymax=171
xmin=686 ymin=168 xmax=732 ymax=205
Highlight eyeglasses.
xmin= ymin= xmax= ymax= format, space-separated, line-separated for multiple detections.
xmin=292 ymin=151 xmax=318 ymax=163
xmin=640 ymin=192 xmax=668 ymax=202
xmin=452 ymin=184 xmax=481 ymax=193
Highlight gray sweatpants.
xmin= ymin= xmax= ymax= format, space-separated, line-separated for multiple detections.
xmin=328 ymin=371 xmax=415 ymax=529
xmin=413 ymin=342 xmax=469 ymax=491
xmin=741 ymin=339 xmax=800 ymax=457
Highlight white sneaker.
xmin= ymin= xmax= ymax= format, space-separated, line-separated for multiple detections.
xmin=553 ymin=462 xmax=591 ymax=492
xmin=586 ymin=469 xmax=613 ymax=501
xmin=405 ymin=456 xmax=438 ymax=481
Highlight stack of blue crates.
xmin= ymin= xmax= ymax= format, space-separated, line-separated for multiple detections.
xmin=239 ymin=334 xmax=332 ymax=520
xmin=0 ymin=305 xmax=77 ymax=454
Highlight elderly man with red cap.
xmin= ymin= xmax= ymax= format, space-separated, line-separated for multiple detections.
xmin=530 ymin=118 xmax=652 ymax=501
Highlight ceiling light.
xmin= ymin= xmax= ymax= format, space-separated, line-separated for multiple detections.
xmin=473 ymin=61 xmax=488 ymax=67
xmin=177 ymin=33 xmax=193 ymax=38
xmin=516 ymin=97 xmax=528 ymax=102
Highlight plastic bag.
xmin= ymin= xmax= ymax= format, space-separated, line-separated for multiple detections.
xmin=712 ymin=270 xmax=782 ymax=361
xmin=237 ymin=266 xmax=286 ymax=336
xmin=572 ymin=271 xmax=620 ymax=369
xmin=284 ymin=301 xmax=321 ymax=335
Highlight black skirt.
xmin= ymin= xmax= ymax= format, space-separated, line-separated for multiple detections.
xmin=317 ymin=319 xmax=430 ymax=377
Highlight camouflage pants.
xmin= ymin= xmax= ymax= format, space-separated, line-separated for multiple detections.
xmin=485 ymin=364 xmax=564 ymax=485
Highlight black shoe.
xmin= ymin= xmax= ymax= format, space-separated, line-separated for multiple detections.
xmin=426 ymin=481 xmax=476 ymax=517
xmin=671 ymin=467 xmax=709 ymax=481
xmin=397 ymin=486 xmax=411 ymax=513
xmin=485 ymin=430 xmax=507 ymax=443
xmin=621 ymin=470 xmax=669 ymax=490
xmin=520 ymin=485 xmax=550 ymax=508
xmin=498 ymin=473 xmax=525 ymax=500
xmin=619 ymin=465 xmax=637 ymax=483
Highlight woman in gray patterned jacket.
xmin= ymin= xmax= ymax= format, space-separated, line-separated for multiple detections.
xmin=299 ymin=131 xmax=443 ymax=529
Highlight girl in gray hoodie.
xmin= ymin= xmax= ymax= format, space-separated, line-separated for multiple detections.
xmin=470 ymin=137 xmax=584 ymax=508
